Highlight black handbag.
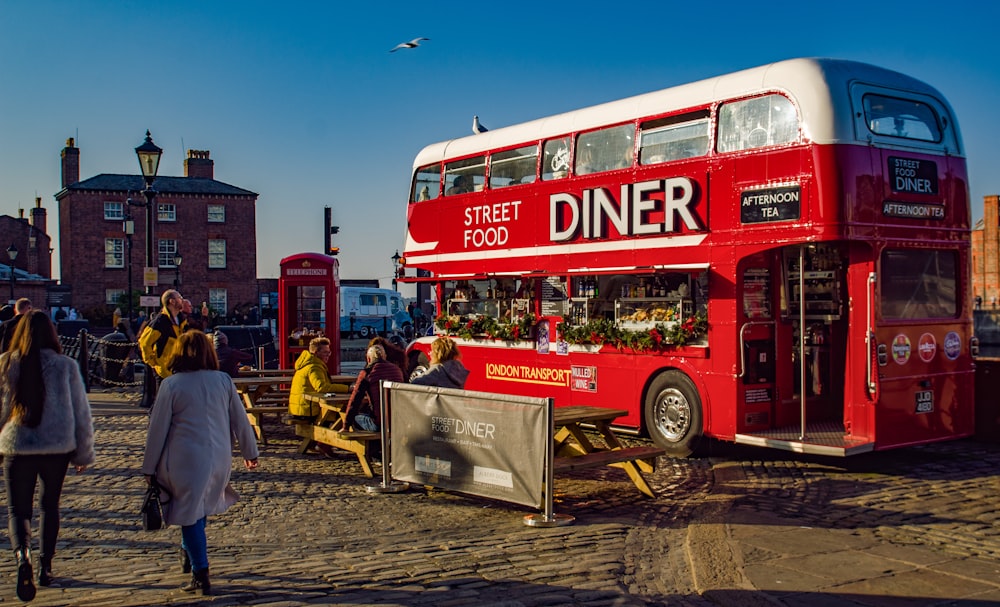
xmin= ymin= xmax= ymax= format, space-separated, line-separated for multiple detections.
xmin=140 ymin=478 xmax=169 ymax=531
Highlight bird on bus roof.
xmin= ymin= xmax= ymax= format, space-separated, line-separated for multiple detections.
xmin=472 ymin=115 xmax=489 ymax=134
xmin=390 ymin=37 xmax=429 ymax=53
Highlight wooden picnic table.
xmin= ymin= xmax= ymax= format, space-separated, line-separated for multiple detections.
xmin=232 ymin=375 xmax=295 ymax=444
xmin=232 ymin=373 xmax=357 ymax=444
xmin=239 ymin=368 xmax=357 ymax=384
xmin=551 ymin=406 xmax=665 ymax=498
xmin=293 ymin=393 xmax=380 ymax=477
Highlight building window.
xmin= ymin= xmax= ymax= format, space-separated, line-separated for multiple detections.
xmin=158 ymin=239 xmax=179 ymax=268
xmin=104 ymin=201 xmax=124 ymax=220
xmin=208 ymin=239 xmax=226 ymax=268
xmin=158 ymin=203 xmax=176 ymax=222
xmin=106 ymin=288 xmax=126 ymax=305
xmin=105 ymin=238 xmax=124 ymax=268
xmin=207 ymin=204 xmax=225 ymax=223
xmin=209 ymin=288 xmax=228 ymax=317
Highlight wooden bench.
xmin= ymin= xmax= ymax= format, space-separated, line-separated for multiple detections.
xmin=245 ymin=406 xmax=288 ymax=445
xmin=554 ymin=446 xmax=666 ymax=498
xmin=288 ymin=417 xmax=381 ymax=478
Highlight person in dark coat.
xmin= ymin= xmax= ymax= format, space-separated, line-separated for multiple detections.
xmin=0 ymin=298 xmax=32 ymax=353
xmin=410 ymin=337 xmax=469 ymax=389
xmin=213 ymin=331 xmax=253 ymax=378
xmin=343 ymin=344 xmax=404 ymax=431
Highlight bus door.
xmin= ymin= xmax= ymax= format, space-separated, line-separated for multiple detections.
xmin=778 ymin=244 xmax=848 ymax=435
xmin=737 ymin=258 xmax=777 ymax=431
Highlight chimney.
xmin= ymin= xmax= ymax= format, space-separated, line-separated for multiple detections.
xmin=184 ymin=149 xmax=214 ymax=179
xmin=61 ymin=137 xmax=79 ymax=187
xmin=30 ymin=196 xmax=47 ymax=236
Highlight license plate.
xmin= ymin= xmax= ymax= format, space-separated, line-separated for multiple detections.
xmin=915 ymin=390 xmax=933 ymax=413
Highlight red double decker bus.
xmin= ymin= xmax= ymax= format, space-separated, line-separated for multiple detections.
xmin=399 ymin=58 xmax=976 ymax=456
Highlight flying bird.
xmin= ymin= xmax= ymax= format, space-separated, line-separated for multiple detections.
xmin=472 ymin=115 xmax=488 ymax=134
xmin=390 ymin=37 xmax=429 ymax=53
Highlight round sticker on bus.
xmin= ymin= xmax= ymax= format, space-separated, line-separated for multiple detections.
xmin=943 ymin=331 xmax=961 ymax=360
xmin=917 ymin=333 xmax=936 ymax=363
xmin=891 ymin=334 xmax=911 ymax=365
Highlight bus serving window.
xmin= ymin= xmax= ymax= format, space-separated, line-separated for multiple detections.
xmin=863 ymin=94 xmax=941 ymax=142
xmin=717 ymin=94 xmax=799 ymax=153
xmin=640 ymin=118 xmax=710 ymax=164
xmin=490 ymin=145 xmax=538 ymax=189
xmin=411 ymin=164 xmax=441 ymax=202
xmin=445 ymin=156 xmax=486 ymax=196
xmin=880 ymin=249 xmax=957 ymax=319
xmin=575 ymin=125 xmax=635 ymax=175
xmin=542 ymin=137 xmax=571 ymax=181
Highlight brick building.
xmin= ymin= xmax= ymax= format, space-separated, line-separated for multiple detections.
xmin=0 ymin=198 xmax=57 ymax=306
xmin=55 ymin=138 xmax=259 ymax=323
xmin=972 ymin=195 xmax=1000 ymax=309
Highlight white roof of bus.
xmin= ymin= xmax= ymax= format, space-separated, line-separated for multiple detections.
xmin=413 ymin=58 xmax=958 ymax=169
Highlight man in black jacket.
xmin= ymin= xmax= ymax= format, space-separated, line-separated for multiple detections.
xmin=0 ymin=298 xmax=32 ymax=352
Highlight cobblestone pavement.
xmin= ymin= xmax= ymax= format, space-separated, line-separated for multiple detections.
xmin=0 ymin=390 xmax=997 ymax=606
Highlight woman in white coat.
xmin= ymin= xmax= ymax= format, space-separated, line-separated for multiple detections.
xmin=142 ymin=331 xmax=259 ymax=596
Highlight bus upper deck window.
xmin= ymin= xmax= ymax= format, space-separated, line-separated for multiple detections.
xmin=491 ymin=145 xmax=538 ymax=189
xmin=717 ymin=94 xmax=799 ymax=153
xmin=412 ymin=164 xmax=441 ymax=202
xmin=445 ymin=156 xmax=487 ymax=195
xmin=576 ymin=125 xmax=635 ymax=175
xmin=640 ymin=118 xmax=710 ymax=164
xmin=542 ymin=137 xmax=571 ymax=180
xmin=863 ymin=94 xmax=941 ymax=142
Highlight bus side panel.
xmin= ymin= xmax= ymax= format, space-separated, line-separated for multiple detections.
xmin=872 ymin=323 xmax=975 ymax=448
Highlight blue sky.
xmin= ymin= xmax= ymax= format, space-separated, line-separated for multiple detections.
xmin=2 ymin=1 xmax=998 ymax=294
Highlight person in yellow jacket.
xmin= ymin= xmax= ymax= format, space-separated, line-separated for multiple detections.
xmin=138 ymin=290 xmax=186 ymax=380
xmin=288 ymin=337 xmax=348 ymax=419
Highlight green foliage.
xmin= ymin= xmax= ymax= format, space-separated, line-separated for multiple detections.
xmin=557 ymin=312 xmax=708 ymax=351
xmin=434 ymin=313 xmax=536 ymax=341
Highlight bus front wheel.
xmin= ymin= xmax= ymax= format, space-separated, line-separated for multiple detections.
xmin=644 ymin=370 xmax=703 ymax=457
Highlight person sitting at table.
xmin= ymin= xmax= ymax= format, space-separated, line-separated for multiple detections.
xmin=288 ymin=337 xmax=348 ymax=421
xmin=411 ymin=337 xmax=469 ymax=389
xmin=343 ymin=344 xmax=404 ymax=432
xmin=212 ymin=331 xmax=253 ymax=378
xmin=368 ymin=336 xmax=407 ymax=380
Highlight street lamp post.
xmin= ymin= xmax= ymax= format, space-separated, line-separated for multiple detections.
xmin=135 ymin=131 xmax=162 ymax=409
xmin=6 ymin=244 xmax=18 ymax=304
xmin=391 ymin=250 xmax=401 ymax=292
xmin=173 ymin=252 xmax=182 ymax=288
xmin=123 ymin=212 xmax=134 ymax=326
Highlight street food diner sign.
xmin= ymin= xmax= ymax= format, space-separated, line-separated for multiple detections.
xmin=388 ymin=383 xmax=549 ymax=508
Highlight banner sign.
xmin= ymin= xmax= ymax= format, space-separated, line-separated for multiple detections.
xmin=388 ymin=383 xmax=549 ymax=508
xmin=740 ymin=185 xmax=801 ymax=224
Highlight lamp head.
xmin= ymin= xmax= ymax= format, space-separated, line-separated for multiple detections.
xmin=135 ymin=130 xmax=163 ymax=183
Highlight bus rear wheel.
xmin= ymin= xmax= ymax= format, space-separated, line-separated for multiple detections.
xmin=644 ymin=370 xmax=703 ymax=457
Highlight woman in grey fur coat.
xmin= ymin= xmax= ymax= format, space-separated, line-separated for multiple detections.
xmin=0 ymin=311 xmax=95 ymax=601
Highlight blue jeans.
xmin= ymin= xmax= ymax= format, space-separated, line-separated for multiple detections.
xmin=180 ymin=517 xmax=208 ymax=571
xmin=4 ymin=453 xmax=71 ymax=559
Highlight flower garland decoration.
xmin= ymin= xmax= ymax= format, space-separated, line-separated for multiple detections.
xmin=558 ymin=312 xmax=707 ymax=351
xmin=435 ymin=313 xmax=536 ymax=342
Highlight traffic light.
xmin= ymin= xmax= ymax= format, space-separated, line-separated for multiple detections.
xmin=328 ymin=246 xmax=340 ymax=256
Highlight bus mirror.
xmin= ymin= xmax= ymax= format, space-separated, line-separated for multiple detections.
xmin=876 ymin=344 xmax=888 ymax=366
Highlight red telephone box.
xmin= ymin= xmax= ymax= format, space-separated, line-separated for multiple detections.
xmin=278 ymin=253 xmax=341 ymax=373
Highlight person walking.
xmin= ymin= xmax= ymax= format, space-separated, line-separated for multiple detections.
xmin=0 ymin=297 xmax=33 ymax=353
xmin=0 ymin=311 xmax=95 ymax=601
xmin=141 ymin=331 xmax=259 ymax=596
